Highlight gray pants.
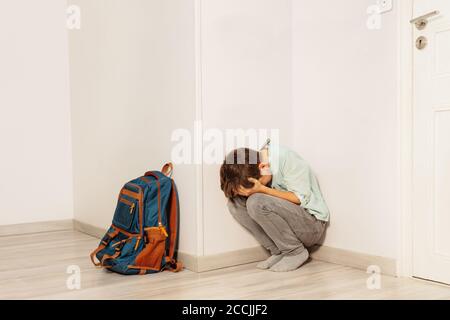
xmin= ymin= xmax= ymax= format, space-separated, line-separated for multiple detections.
xmin=227 ymin=193 xmax=326 ymax=256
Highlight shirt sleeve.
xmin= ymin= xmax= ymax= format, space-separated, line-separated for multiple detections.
xmin=281 ymin=151 xmax=312 ymax=206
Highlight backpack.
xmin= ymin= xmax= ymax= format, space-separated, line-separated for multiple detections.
xmin=90 ymin=163 xmax=183 ymax=275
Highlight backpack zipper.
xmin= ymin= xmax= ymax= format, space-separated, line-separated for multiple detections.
xmin=134 ymin=237 xmax=141 ymax=251
xmin=158 ymin=222 xmax=168 ymax=237
xmin=119 ymin=198 xmax=136 ymax=214
xmin=126 ymin=183 xmax=144 ymax=236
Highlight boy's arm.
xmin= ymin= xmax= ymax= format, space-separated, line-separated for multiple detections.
xmin=238 ymin=178 xmax=301 ymax=205
xmin=261 ymin=187 xmax=301 ymax=205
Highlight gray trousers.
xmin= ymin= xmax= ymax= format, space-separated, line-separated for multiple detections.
xmin=227 ymin=193 xmax=326 ymax=256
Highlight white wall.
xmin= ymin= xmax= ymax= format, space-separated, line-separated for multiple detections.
xmin=292 ymin=0 xmax=399 ymax=258
xmin=68 ymin=0 xmax=293 ymax=257
xmin=69 ymin=0 xmax=401 ymax=261
xmin=69 ymin=0 xmax=199 ymax=255
xmin=0 ymin=0 xmax=73 ymax=225
xmin=200 ymin=0 xmax=292 ymax=255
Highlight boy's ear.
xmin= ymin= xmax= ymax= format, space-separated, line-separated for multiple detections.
xmin=258 ymin=162 xmax=271 ymax=175
xmin=258 ymin=162 xmax=269 ymax=169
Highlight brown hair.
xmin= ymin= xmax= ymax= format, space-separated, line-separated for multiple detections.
xmin=220 ymin=148 xmax=261 ymax=199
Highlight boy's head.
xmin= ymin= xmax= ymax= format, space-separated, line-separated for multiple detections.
xmin=220 ymin=148 xmax=271 ymax=199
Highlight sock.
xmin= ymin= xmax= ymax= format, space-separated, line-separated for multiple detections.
xmin=256 ymin=255 xmax=283 ymax=270
xmin=269 ymin=250 xmax=309 ymax=272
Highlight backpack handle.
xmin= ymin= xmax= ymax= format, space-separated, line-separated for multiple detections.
xmin=144 ymin=163 xmax=173 ymax=178
xmin=161 ymin=162 xmax=173 ymax=177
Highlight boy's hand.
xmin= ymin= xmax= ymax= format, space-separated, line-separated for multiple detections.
xmin=237 ymin=178 xmax=266 ymax=197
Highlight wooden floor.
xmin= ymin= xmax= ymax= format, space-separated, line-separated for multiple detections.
xmin=1 ymin=229 xmax=450 ymax=300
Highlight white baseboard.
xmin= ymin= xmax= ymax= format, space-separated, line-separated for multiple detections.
xmin=0 ymin=219 xmax=73 ymax=237
xmin=73 ymin=219 xmax=396 ymax=275
xmin=310 ymin=245 xmax=397 ymax=276
xmin=179 ymin=246 xmax=270 ymax=273
xmin=73 ymin=219 xmax=106 ymax=239
xmin=179 ymin=246 xmax=396 ymax=276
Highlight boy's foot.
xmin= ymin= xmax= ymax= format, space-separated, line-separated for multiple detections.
xmin=256 ymin=255 xmax=283 ymax=270
xmin=269 ymin=250 xmax=309 ymax=272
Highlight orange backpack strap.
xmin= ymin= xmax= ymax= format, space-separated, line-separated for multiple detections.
xmin=162 ymin=179 xmax=182 ymax=272
xmin=167 ymin=180 xmax=179 ymax=262
xmin=101 ymin=251 xmax=121 ymax=265
xmin=90 ymin=244 xmax=106 ymax=267
xmin=166 ymin=260 xmax=183 ymax=273
xmin=89 ymin=227 xmax=119 ymax=267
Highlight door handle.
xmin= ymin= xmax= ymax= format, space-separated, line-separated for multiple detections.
xmin=410 ymin=10 xmax=440 ymax=30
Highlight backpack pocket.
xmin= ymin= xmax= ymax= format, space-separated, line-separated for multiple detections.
xmin=134 ymin=227 xmax=168 ymax=271
xmin=113 ymin=197 xmax=137 ymax=231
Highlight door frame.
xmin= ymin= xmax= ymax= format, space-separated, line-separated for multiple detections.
xmin=397 ymin=0 xmax=414 ymax=278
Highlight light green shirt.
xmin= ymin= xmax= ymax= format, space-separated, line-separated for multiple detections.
xmin=268 ymin=144 xmax=330 ymax=222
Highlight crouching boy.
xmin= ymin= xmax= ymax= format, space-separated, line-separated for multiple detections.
xmin=220 ymin=143 xmax=329 ymax=272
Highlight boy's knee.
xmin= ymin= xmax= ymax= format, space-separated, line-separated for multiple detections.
xmin=246 ymin=193 xmax=269 ymax=216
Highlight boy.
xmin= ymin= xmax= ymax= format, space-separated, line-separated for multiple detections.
xmin=220 ymin=143 xmax=329 ymax=272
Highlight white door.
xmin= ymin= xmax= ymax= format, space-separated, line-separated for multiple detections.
xmin=413 ymin=0 xmax=450 ymax=284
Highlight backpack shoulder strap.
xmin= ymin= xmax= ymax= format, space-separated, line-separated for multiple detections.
xmin=166 ymin=180 xmax=180 ymax=267
xmin=166 ymin=260 xmax=183 ymax=272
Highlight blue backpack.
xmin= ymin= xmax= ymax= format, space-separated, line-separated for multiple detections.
xmin=90 ymin=163 xmax=182 ymax=275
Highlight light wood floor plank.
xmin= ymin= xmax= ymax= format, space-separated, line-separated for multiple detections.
xmin=0 ymin=230 xmax=449 ymax=300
